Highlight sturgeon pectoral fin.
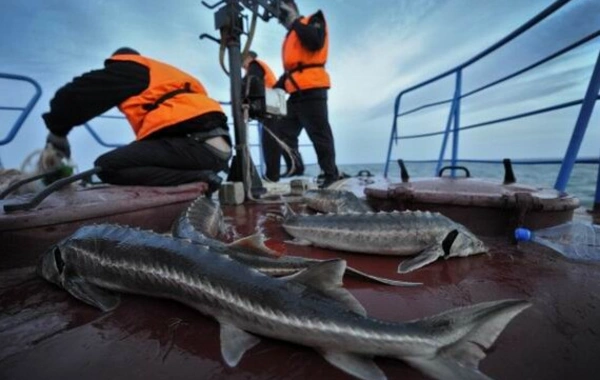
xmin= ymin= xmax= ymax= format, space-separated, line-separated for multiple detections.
xmin=397 ymin=245 xmax=445 ymax=273
xmin=64 ymin=277 xmax=121 ymax=312
xmin=321 ymin=351 xmax=386 ymax=380
xmin=284 ymin=238 xmax=313 ymax=246
xmin=283 ymin=259 xmax=366 ymax=316
xmin=345 ymin=266 xmax=422 ymax=287
xmin=219 ymin=322 xmax=261 ymax=367
xmin=228 ymin=233 xmax=282 ymax=257
xmin=403 ymin=356 xmax=492 ymax=380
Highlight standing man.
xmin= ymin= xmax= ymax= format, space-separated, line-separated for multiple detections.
xmin=43 ymin=47 xmax=231 ymax=194
xmin=275 ymin=0 xmax=339 ymax=188
xmin=242 ymin=51 xmax=303 ymax=182
xmin=242 ymin=51 xmax=281 ymax=182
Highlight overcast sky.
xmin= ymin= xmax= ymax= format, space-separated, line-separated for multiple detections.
xmin=1 ymin=0 xmax=599 ymax=171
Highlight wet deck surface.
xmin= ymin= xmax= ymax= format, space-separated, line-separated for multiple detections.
xmin=0 ymin=182 xmax=208 ymax=270
xmin=1 ymin=196 xmax=600 ymax=380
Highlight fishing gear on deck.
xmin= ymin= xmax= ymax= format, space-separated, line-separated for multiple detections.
xmin=200 ymin=0 xmax=292 ymax=202
xmin=3 ymin=167 xmax=102 ymax=213
xmin=0 ymin=168 xmax=63 ymax=199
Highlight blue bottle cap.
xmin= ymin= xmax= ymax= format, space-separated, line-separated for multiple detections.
xmin=514 ymin=228 xmax=532 ymax=241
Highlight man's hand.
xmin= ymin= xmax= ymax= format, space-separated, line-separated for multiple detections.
xmin=46 ymin=132 xmax=71 ymax=158
xmin=279 ymin=1 xmax=299 ymax=29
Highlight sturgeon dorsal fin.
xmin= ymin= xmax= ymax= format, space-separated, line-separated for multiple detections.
xmin=397 ymin=245 xmax=445 ymax=273
xmin=228 ymin=233 xmax=282 ymax=257
xmin=64 ymin=277 xmax=121 ymax=312
xmin=282 ymin=202 xmax=296 ymax=219
xmin=320 ymin=351 xmax=386 ymax=380
xmin=219 ymin=322 xmax=261 ymax=367
xmin=283 ymin=259 xmax=366 ymax=316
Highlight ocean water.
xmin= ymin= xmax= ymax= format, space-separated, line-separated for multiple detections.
xmin=297 ymin=161 xmax=598 ymax=209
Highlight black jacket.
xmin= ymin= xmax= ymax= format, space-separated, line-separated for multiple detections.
xmin=43 ymin=58 xmax=227 ymax=139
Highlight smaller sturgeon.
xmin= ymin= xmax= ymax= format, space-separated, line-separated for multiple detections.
xmin=303 ymin=189 xmax=373 ymax=214
xmin=39 ymin=224 xmax=530 ymax=380
xmin=282 ymin=206 xmax=488 ymax=273
xmin=172 ymin=196 xmax=420 ymax=286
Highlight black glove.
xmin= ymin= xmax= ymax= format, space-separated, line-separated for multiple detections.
xmin=46 ymin=132 xmax=71 ymax=158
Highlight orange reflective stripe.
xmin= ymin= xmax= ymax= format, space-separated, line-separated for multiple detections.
xmin=109 ymin=54 xmax=224 ymax=140
xmin=281 ymin=15 xmax=330 ymax=93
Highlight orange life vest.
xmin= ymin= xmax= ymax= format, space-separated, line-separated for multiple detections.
xmin=109 ymin=54 xmax=224 ymax=140
xmin=254 ymin=59 xmax=277 ymax=88
xmin=281 ymin=14 xmax=330 ymax=93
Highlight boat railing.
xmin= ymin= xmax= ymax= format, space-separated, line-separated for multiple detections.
xmin=0 ymin=73 xmax=43 ymax=167
xmin=384 ymin=0 xmax=600 ymax=209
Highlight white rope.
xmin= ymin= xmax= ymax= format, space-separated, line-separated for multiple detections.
xmin=261 ymin=122 xmax=297 ymax=177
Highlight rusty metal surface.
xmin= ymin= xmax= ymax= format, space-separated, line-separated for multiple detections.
xmin=0 ymin=182 xmax=208 ymax=270
xmin=364 ymin=178 xmax=579 ymax=237
xmin=1 ymin=200 xmax=599 ymax=380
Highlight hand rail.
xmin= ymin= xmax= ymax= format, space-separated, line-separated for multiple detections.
xmin=0 ymin=73 xmax=42 ymax=146
xmin=384 ymin=0 xmax=600 ymax=209
xmin=385 ymin=0 xmax=574 ymax=177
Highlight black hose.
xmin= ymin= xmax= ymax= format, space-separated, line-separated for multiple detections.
xmin=0 ymin=168 xmax=62 ymax=199
xmin=3 ymin=167 xmax=102 ymax=213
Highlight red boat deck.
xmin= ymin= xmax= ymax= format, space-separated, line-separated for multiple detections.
xmin=0 ymin=182 xmax=208 ymax=270
xmin=1 ymin=184 xmax=600 ymax=379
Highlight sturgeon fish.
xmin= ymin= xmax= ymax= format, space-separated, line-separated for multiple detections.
xmin=303 ymin=189 xmax=373 ymax=214
xmin=172 ymin=196 xmax=420 ymax=286
xmin=39 ymin=224 xmax=530 ymax=380
xmin=282 ymin=207 xmax=488 ymax=273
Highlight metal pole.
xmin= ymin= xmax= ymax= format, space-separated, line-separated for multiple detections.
xmin=384 ymin=95 xmax=401 ymax=178
xmin=594 ymin=154 xmax=600 ymax=213
xmin=219 ymin=0 xmax=263 ymax=200
xmin=227 ymin=33 xmax=246 ymax=168
xmin=435 ymin=71 xmax=461 ymax=176
xmin=451 ymin=69 xmax=462 ymax=177
xmin=555 ymin=48 xmax=600 ymax=192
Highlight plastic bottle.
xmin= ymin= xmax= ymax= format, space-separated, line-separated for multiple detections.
xmin=515 ymin=221 xmax=600 ymax=261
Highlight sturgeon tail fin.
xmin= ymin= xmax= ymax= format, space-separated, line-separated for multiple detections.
xmin=404 ymin=299 xmax=531 ymax=380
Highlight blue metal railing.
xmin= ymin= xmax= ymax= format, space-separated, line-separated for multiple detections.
xmin=0 ymin=73 xmax=42 ymax=146
xmin=384 ymin=0 xmax=600 ymax=209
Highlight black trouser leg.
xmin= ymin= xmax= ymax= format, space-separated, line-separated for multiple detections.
xmin=260 ymin=120 xmax=282 ymax=181
xmin=94 ymin=136 xmax=229 ymax=186
xmin=293 ymin=98 xmax=337 ymax=178
xmin=276 ymin=107 xmax=305 ymax=177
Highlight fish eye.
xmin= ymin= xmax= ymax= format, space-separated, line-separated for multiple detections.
xmin=441 ymin=229 xmax=459 ymax=256
xmin=53 ymin=247 xmax=65 ymax=274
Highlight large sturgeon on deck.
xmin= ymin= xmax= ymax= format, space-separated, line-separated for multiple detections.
xmin=39 ymin=224 xmax=529 ymax=380
xmin=172 ymin=196 xmax=420 ymax=286
xmin=282 ymin=207 xmax=488 ymax=273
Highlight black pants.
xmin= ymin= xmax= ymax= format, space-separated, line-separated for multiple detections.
xmin=94 ymin=135 xmax=230 ymax=186
xmin=275 ymin=91 xmax=337 ymax=180
xmin=260 ymin=118 xmax=282 ymax=181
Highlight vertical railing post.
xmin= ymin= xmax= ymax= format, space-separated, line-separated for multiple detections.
xmin=384 ymin=94 xmax=402 ymax=178
xmin=451 ymin=69 xmax=463 ymax=176
xmin=594 ymin=153 xmax=600 ymax=213
xmin=435 ymin=71 xmax=461 ymax=176
xmin=555 ymin=48 xmax=600 ymax=192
